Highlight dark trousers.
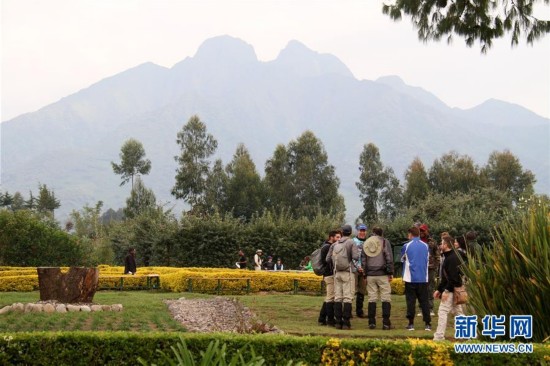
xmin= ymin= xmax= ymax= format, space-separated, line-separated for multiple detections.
xmin=405 ymin=282 xmax=431 ymax=325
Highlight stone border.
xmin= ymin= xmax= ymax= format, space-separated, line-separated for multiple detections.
xmin=0 ymin=302 xmax=123 ymax=314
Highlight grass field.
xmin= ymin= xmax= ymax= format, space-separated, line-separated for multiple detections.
xmin=0 ymin=291 xmax=450 ymax=339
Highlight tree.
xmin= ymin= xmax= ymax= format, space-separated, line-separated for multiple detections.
xmin=265 ymin=131 xmax=344 ymax=218
xmin=201 ymin=159 xmax=229 ymax=215
xmin=69 ymin=201 xmax=112 ymax=265
xmin=382 ymin=0 xmax=550 ymax=52
xmin=36 ymin=183 xmax=61 ymax=216
xmin=172 ymin=115 xmax=218 ymax=209
xmin=403 ymin=157 xmax=431 ymax=207
xmin=264 ymin=144 xmax=292 ymax=211
xmin=25 ymin=191 xmax=37 ymax=210
xmin=111 ymin=138 xmax=152 ymax=189
xmin=124 ymin=176 xmax=157 ymax=219
xmin=379 ymin=167 xmax=404 ymax=220
xmin=11 ymin=192 xmax=26 ymax=211
xmin=0 ymin=191 xmax=14 ymax=209
xmin=482 ymin=150 xmax=535 ymax=203
xmin=0 ymin=210 xmax=87 ymax=267
xmin=356 ymin=143 xmax=403 ymax=224
xmin=428 ymin=151 xmax=480 ymax=194
xmin=224 ymin=144 xmax=265 ymax=220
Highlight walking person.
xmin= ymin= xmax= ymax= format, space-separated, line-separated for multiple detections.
xmin=124 ymin=248 xmax=137 ymax=275
xmin=318 ymin=230 xmax=339 ymax=326
xmin=353 ymin=224 xmax=368 ymax=318
xmin=326 ymin=225 xmax=360 ymax=330
xmin=363 ymin=226 xmax=394 ymax=330
xmin=433 ymin=235 xmax=464 ymax=341
xmin=237 ymin=250 xmax=247 ymax=269
xmin=401 ymin=226 xmax=431 ymax=331
xmin=254 ymin=249 xmax=263 ymax=271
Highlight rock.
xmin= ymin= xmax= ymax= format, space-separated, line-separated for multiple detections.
xmin=80 ymin=306 xmax=91 ymax=312
xmin=91 ymin=305 xmax=103 ymax=312
xmin=43 ymin=303 xmax=56 ymax=313
xmin=24 ymin=303 xmax=34 ymax=313
xmin=32 ymin=304 xmax=44 ymax=312
xmin=67 ymin=304 xmax=80 ymax=312
xmin=101 ymin=305 xmax=112 ymax=312
xmin=0 ymin=305 xmax=12 ymax=314
xmin=111 ymin=304 xmax=123 ymax=312
xmin=56 ymin=304 xmax=67 ymax=313
xmin=12 ymin=303 xmax=24 ymax=312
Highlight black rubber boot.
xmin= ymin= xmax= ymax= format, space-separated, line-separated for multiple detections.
xmin=367 ymin=302 xmax=377 ymax=329
xmin=342 ymin=303 xmax=352 ymax=330
xmin=334 ymin=302 xmax=343 ymax=329
xmin=382 ymin=302 xmax=394 ymax=330
xmin=356 ymin=293 xmax=365 ymax=317
xmin=326 ymin=302 xmax=335 ymax=327
xmin=318 ymin=302 xmax=327 ymax=325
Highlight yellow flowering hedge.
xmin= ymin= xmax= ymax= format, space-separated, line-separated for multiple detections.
xmin=0 ymin=266 xmax=406 ymax=295
xmin=319 ymin=337 xmax=548 ymax=365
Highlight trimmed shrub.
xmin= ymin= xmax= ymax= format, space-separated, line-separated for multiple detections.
xmin=0 ymin=332 xmax=547 ymax=366
xmin=0 ymin=210 xmax=88 ymax=267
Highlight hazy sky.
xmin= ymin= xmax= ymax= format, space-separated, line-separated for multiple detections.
xmin=1 ymin=0 xmax=549 ymax=122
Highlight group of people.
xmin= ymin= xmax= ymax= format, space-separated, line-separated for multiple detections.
xmin=238 ymin=249 xmax=313 ymax=271
xmin=318 ymin=224 xmax=394 ymax=330
xmin=247 ymin=249 xmax=284 ymax=271
xmin=317 ymin=223 xmax=475 ymax=340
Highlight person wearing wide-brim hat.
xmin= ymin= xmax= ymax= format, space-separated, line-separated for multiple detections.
xmin=254 ymin=249 xmax=263 ymax=271
xmin=363 ymin=226 xmax=394 ymax=330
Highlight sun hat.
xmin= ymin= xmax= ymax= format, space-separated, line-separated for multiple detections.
xmin=363 ymin=236 xmax=383 ymax=257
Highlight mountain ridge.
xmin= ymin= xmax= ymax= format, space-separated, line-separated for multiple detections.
xmin=2 ymin=35 xmax=548 ymax=221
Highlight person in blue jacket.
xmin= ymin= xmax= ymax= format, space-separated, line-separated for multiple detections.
xmin=401 ymin=226 xmax=431 ymax=331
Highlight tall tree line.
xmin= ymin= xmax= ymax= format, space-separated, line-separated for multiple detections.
xmin=110 ymin=114 xmax=537 ymax=227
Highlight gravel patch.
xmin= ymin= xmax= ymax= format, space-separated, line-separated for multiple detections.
xmin=164 ymin=297 xmax=280 ymax=334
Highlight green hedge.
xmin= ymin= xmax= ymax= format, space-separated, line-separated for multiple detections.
xmin=1 ymin=332 xmax=548 ymax=365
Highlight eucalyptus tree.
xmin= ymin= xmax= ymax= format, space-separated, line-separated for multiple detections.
xmin=224 ymin=143 xmax=264 ymax=220
xmin=172 ymin=115 xmax=218 ymax=209
xmin=428 ymin=151 xmax=480 ymax=194
xmin=124 ymin=176 xmax=157 ymax=219
xmin=403 ymin=157 xmax=431 ymax=207
xmin=111 ymin=138 xmax=152 ymax=189
xmin=482 ymin=150 xmax=535 ymax=203
xmin=201 ymin=159 xmax=229 ymax=215
xmin=356 ymin=143 xmax=402 ymax=224
xmin=265 ymin=131 xmax=344 ymax=218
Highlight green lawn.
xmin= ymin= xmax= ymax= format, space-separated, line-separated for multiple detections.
xmin=0 ymin=291 xmax=453 ymax=339
xmin=238 ymin=293 xmax=442 ymax=339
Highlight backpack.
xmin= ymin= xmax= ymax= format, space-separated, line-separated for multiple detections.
xmin=332 ymin=241 xmax=350 ymax=271
xmin=310 ymin=246 xmax=326 ymax=276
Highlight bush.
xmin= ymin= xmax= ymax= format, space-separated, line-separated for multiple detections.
xmin=0 ymin=266 xmax=406 ymax=295
xmin=0 ymin=210 xmax=88 ymax=267
xmin=463 ymin=199 xmax=550 ymax=342
xmin=1 ymin=332 xmax=547 ymax=365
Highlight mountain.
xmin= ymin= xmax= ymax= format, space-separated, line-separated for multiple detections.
xmin=2 ymin=35 xmax=549 ymax=221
